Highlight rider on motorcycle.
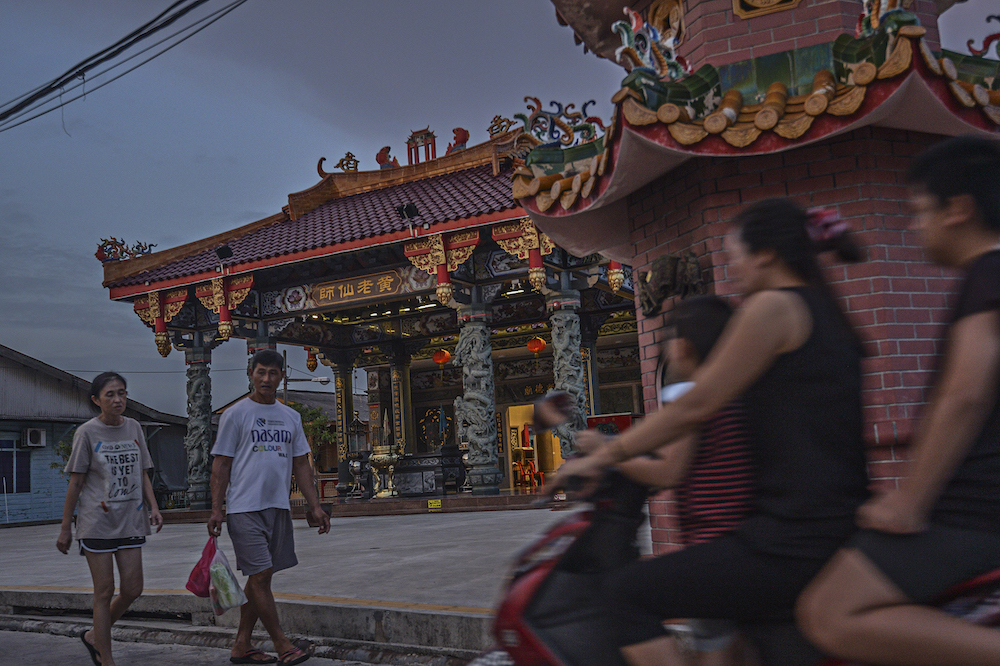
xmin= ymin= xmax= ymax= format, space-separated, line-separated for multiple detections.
xmin=551 ymin=197 xmax=868 ymax=666
xmin=796 ymin=136 xmax=1000 ymax=666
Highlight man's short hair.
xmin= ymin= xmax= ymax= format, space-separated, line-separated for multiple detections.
xmin=249 ymin=349 xmax=284 ymax=373
xmin=907 ymin=136 xmax=1000 ymax=231
xmin=666 ymin=296 xmax=733 ymax=363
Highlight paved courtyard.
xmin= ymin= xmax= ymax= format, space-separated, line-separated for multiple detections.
xmin=0 ymin=508 xmax=654 ymax=610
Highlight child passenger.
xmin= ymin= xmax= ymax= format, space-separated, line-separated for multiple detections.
xmin=797 ymin=136 xmax=1000 ymax=666
xmin=607 ymin=296 xmax=754 ymax=666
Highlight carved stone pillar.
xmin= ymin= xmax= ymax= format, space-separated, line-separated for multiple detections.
xmin=184 ymin=346 xmax=213 ymax=510
xmin=452 ymin=307 xmax=501 ymax=495
xmin=548 ymin=292 xmax=588 ymax=458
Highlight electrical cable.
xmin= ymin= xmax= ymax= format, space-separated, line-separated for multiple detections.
xmin=0 ymin=0 xmax=247 ymax=133
xmin=0 ymin=0 xmax=210 ymax=121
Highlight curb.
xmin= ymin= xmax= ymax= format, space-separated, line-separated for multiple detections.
xmin=0 ymin=616 xmax=479 ymax=665
xmin=0 ymin=589 xmax=492 ymax=660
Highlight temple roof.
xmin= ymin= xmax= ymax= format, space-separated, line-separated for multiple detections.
xmin=515 ymin=24 xmax=1000 ymax=261
xmin=104 ymin=135 xmax=523 ymax=298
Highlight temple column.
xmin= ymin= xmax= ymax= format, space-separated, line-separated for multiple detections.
xmin=580 ymin=314 xmax=609 ymax=417
xmin=452 ymin=306 xmax=501 ymax=495
xmin=320 ymin=348 xmax=359 ymax=494
xmin=548 ymin=291 xmax=588 ymax=458
xmin=184 ymin=344 xmax=213 ymax=510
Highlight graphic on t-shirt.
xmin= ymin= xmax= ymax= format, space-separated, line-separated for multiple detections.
xmin=250 ymin=418 xmax=291 ymax=457
xmin=95 ymin=439 xmax=143 ymax=503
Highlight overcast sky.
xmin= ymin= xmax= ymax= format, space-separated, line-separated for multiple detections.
xmin=0 ymin=0 xmax=994 ymax=416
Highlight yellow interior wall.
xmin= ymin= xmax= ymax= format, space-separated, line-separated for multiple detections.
xmin=505 ymin=404 xmax=563 ymax=483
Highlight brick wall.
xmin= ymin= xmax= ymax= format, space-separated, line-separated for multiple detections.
xmin=629 ymin=127 xmax=958 ymax=552
xmin=678 ymin=0 xmax=940 ymax=70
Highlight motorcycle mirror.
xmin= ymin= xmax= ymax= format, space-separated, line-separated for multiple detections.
xmin=533 ymin=391 xmax=574 ymax=430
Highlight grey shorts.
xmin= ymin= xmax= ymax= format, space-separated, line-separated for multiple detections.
xmin=226 ymin=508 xmax=297 ymax=576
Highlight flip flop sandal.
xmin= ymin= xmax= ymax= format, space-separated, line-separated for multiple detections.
xmin=278 ymin=647 xmax=310 ymax=665
xmin=80 ymin=630 xmax=101 ymax=666
xmin=230 ymin=647 xmax=277 ymax=663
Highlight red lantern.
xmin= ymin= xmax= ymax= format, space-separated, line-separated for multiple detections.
xmin=527 ymin=336 xmax=546 ymax=356
xmin=432 ymin=349 xmax=451 ymax=382
xmin=432 ymin=349 xmax=451 ymax=366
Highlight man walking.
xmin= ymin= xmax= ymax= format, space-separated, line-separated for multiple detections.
xmin=209 ymin=349 xmax=330 ymax=665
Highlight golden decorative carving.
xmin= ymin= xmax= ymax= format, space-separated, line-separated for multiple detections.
xmin=488 ymin=115 xmax=516 ymax=136
xmin=733 ymin=0 xmax=803 ymax=20
xmin=148 ymin=291 xmax=161 ymax=318
xmin=560 ymin=189 xmax=578 ymax=210
xmin=155 ymin=331 xmax=171 ymax=358
xmin=948 ymin=81 xmax=976 ymax=108
xmin=773 ymin=113 xmax=815 ymax=139
xmin=658 ymin=103 xmax=690 ymax=124
xmin=622 ymin=98 xmax=659 ymax=126
xmin=403 ymin=234 xmax=446 ymax=275
xmin=512 ymin=176 xmax=533 ymax=200
xmin=447 ymin=245 xmax=476 ymax=272
xmin=134 ymin=295 xmax=156 ymax=327
xmin=918 ymin=40 xmax=942 ymax=75
xmin=528 ymin=266 xmax=546 ymax=292
xmin=649 ymin=0 xmax=686 ymax=46
xmin=897 ymin=25 xmax=925 ymax=38
xmin=611 ymin=87 xmax=642 ymax=104
xmin=705 ymin=90 xmax=743 ymax=134
xmin=853 ymin=62 xmax=878 ymax=86
xmin=227 ymin=276 xmax=254 ymax=310
xmin=877 ymin=36 xmax=913 ymax=80
xmin=721 ymin=124 xmax=762 ymax=148
xmin=608 ymin=266 xmax=625 ymax=292
xmin=668 ymin=122 xmax=709 ymax=145
xmin=827 ymin=86 xmax=867 ymax=116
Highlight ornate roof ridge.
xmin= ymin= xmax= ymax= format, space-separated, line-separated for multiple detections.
xmin=287 ymin=132 xmax=518 ymax=219
xmin=514 ymin=24 xmax=1000 ymax=218
xmin=102 ymin=211 xmax=286 ymax=287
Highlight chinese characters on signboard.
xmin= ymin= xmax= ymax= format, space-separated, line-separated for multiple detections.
xmin=314 ymin=269 xmax=403 ymax=307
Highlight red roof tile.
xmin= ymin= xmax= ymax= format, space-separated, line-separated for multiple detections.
xmin=111 ymin=165 xmax=516 ymax=288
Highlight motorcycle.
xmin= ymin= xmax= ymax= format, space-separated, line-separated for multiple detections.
xmin=470 ymin=469 xmax=1000 ymax=666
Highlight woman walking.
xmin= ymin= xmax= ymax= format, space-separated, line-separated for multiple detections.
xmin=56 ymin=372 xmax=163 ymax=666
xmin=551 ymin=198 xmax=869 ymax=665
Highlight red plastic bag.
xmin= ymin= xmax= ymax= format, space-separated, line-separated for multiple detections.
xmin=185 ymin=536 xmax=217 ymax=598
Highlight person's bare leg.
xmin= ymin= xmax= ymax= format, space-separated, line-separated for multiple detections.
xmin=239 ymin=568 xmax=297 ymax=657
xmin=232 ymin=588 xmax=261 ymax=658
xmin=798 ymin=548 xmax=1000 ymax=666
xmin=84 ymin=551 xmax=117 ymax=666
xmin=622 ymin=635 xmax=688 ymax=666
xmin=109 ymin=547 xmax=143 ymax=623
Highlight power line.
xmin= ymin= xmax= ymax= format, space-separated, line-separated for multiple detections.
xmin=0 ymin=0 xmax=248 ymax=133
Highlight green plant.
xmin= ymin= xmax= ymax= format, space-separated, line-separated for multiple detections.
xmin=50 ymin=426 xmax=76 ymax=476
xmin=287 ymin=402 xmax=337 ymax=462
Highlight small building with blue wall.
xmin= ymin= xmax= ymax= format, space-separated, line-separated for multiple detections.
xmin=0 ymin=344 xmax=187 ymax=525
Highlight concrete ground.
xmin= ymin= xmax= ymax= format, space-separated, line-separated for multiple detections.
xmin=0 ymin=509 xmax=652 ymax=663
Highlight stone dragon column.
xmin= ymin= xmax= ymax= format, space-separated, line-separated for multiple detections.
xmin=184 ymin=345 xmax=213 ymax=509
xmin=452 ymin=306 xmax=501 ymax=495
xmin=548 ymin=291 xmax=588 ymax=459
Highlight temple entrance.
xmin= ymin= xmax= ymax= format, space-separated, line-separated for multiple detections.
xmin=502 ymin=404 xmax=562 ymax=492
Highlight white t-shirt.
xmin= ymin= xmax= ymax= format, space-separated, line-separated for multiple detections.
xmin=211 ymin=398 xmax=310 ymax=514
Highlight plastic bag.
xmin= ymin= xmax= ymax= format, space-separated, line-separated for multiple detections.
xmin=208 ymin=545 xmax=248 ymax=615
xmin=185 ymin=536 xmax=217 ymax=598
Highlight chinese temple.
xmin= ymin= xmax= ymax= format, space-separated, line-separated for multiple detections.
xmin=98 ymin=123 xmax=644 ymax=505
xmin=522 ymin=0 xmax=1000 ymax=549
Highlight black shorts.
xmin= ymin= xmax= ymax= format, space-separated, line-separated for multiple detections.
xmin=79 ymin=536 xmax=146 ymax=556
xmin=850 ymin=524 xmax=1000 ymax=603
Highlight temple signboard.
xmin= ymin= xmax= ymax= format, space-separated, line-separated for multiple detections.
xmin=314 ymin=269 xmax=404 ymax=306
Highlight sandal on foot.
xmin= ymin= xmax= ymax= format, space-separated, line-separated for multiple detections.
xmin=278 ymin=647 xmax=309 ymax=665
xmin=80 ymin=630 xmax=101 ymax=666
xmin=230 ymin=647 xmax=277 ymax=664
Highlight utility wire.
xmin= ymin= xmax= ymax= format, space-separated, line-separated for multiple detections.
xmin=0 ymin=0 xmax=210 ymax=121
xmin=0 ymin=0 xmax=248 ymax=133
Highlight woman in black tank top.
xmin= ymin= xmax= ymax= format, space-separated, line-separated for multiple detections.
xmin=550 ymin=198 xmax=867 ymax=666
